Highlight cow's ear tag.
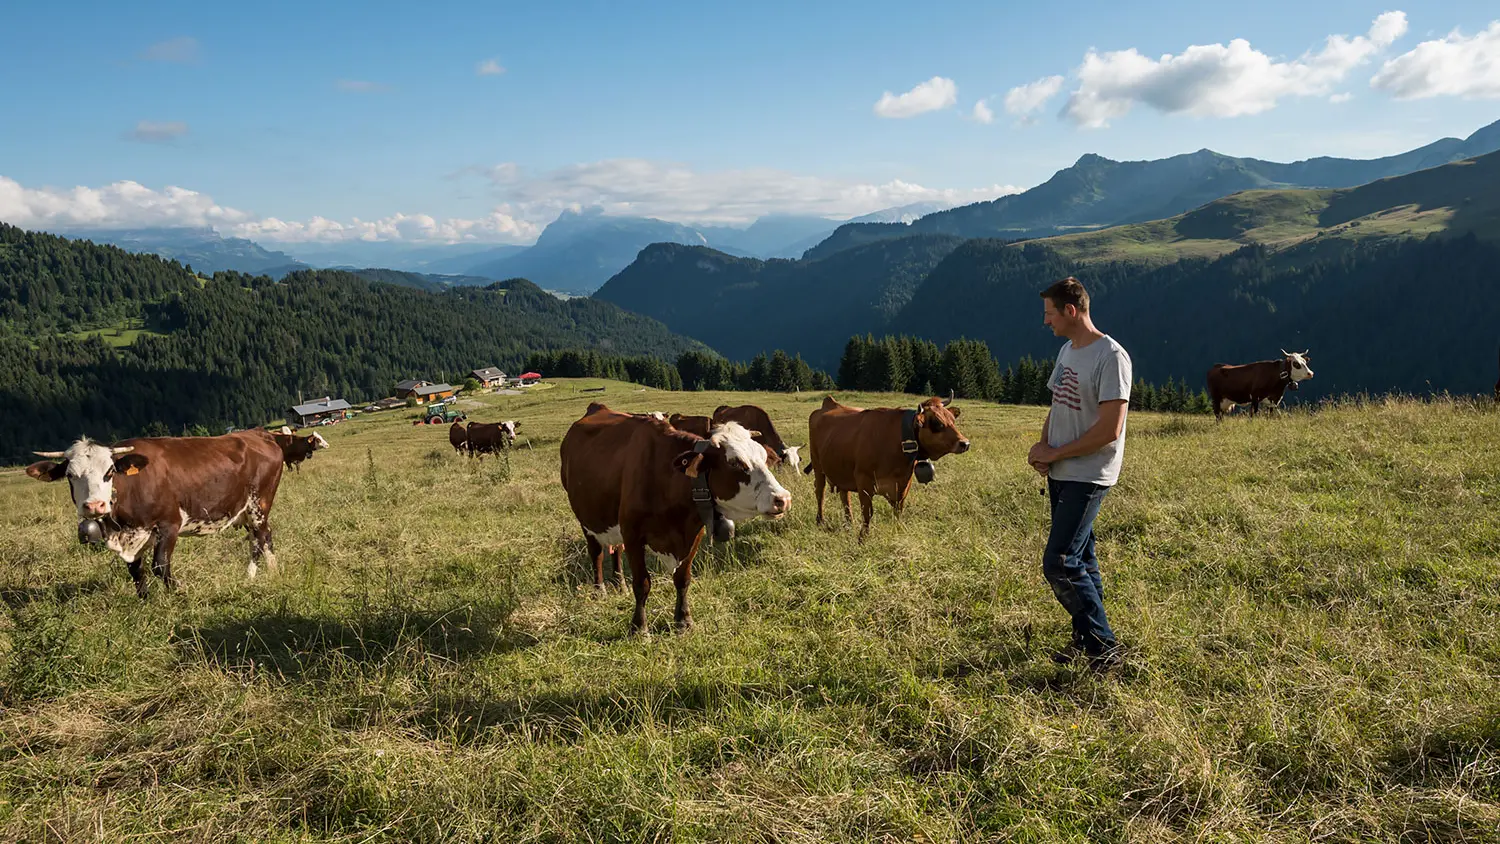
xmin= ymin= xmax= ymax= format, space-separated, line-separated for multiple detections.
xmin=124 ymin=465 xmax=141 ymax=476
xmin=684 ymin=454 xmax=704 ymax=478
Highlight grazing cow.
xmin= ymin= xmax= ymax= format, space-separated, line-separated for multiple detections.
xmin=668 ymin=413 xmax=783 ymax=468
xmin=466 ymin=420 xmax=519 ymax=456
xmin=713 ymin=404 xmax=790 ymax=462
xmin=782 ymin=445 xmax=802 ymax=472
xmin=24 ymin=430 xmax=285 ymax=598
xmin=1207 ymin=349 xmax=1314 ymax=421
xmin=560 ymin=403 xmax=790 ymax=633
xmin=804 ymin=394 xmax=970 ymax=539
xmin=271 ymin=430 xmax=329 ymax=471
xmin=448 ymin=420 xmax=468 ymax=454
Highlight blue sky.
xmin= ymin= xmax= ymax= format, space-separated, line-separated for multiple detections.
xmin=1 ymin=0 xmax=1496 ymax=244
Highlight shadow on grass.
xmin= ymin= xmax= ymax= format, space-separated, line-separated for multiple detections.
xmin=399 ymin=674 xmax=809 ymax=744
xmin=172 ymin=599 xmax=529 ymax=680
xmin=1 ymin=576 xmax=116 ymax=610
xmin=551 ymin=520 xmax=786 ymax=594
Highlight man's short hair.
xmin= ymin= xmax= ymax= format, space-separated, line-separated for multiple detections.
xmin=1041 ymin=277 xmax=1090 ymax=314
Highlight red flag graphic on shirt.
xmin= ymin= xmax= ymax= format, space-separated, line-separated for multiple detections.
xmin=1052 ymin=366 xmax=1082 ymax=410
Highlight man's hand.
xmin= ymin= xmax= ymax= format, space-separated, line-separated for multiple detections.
xmin=1029 ymin=459 xmax=1050 ymax=476
xmin=1027 ymin=441 xmax=1057 ymax=465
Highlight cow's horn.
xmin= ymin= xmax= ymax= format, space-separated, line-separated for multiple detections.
xmin=110 ymin=446 xmax=136 ymax=455
xmin=1280 ymin=348 xmax=1291 ymax=357
xmin=33 ymin=450 xmax=66 ymax=458
xmin=942 ymin=390 xmax=954 ymax=407
xmin=1300 ymin=349 xmax=1309 ymax=357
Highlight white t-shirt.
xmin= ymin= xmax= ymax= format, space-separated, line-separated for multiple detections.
xmin=1046 ymin=335 xmax=1132 ymax=486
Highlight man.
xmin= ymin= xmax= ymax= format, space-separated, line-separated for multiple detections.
xmin=1027 ymin=277 xmax=1131 ymax=671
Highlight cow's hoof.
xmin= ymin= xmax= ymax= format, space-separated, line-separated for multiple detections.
xmin=674 ymin=616 xmax=694 ymax=633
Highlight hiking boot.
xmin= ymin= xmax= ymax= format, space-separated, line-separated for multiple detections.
xmin=1050 ymin=639 xmax=1086 ymax=664
xmin=1087 ymin=645 xmax=1125 ymax=673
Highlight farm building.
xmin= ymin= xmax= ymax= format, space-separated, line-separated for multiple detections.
xmin=394 ymin=378 xmax=430 ymax=395
xmin=470 ymin=367 xmax=507 ymax=388
xmin=363 ymin=397 xmax=408 ymax=413
xmin=287 ymin=396 xmax=352 ymax=427
xmin=401 ymin=382 xmax=457 ymax=403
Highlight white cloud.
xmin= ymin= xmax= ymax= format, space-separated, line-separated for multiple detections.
xmin=140 ymin=36 xmax=199 ymax=63
xmin=476 ymin=58 xmax=506 ymax=76
xmin=0 ymin=175 xmax=538 ymax=244
xmin=126 ymin=121 xmax=189 ymax=143
xmin=1004 ymin=75 xmax=1065 ymax=118
xmin=971 ymin=100 xmax=995 ymax=124
xmin=1329 ymin=92 xmax=1353 ymax=103
xmin=232 ymin=210 xmax=539 ymax=244
xmin=336 ymin=79 xmax=389 ymax=93
xmin=0 ymin=177 xmax=250 ymax=230
xmin=1370 ymin=20 xmax=1500 ymax=99
xmin=873 ymin=76 xmax=958 ymax=118
xmin=1062 ymin=11 xmax=1408 ymax=127
xmin=0 ymin=160 xmax=1022 ymax=245
xmin=467 ymin=158 xmax=1020 ymax=226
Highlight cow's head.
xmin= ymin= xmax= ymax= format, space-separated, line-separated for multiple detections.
xmin=499 ymin=420 xmax=519 ymax=443
xmin=672 ymin=421 xmax=791 ymax=521
xmin=26 ymin=438 xmax=149 ymax=518
xmin=310 ymin=432 xmax=330 ymax=450
xmin=916 ymin=394 xmax=971 ymax=458
xmin=1281 ymin=349 xmax=1314 ymax=387
xmin=782 ymin=445 xmax=802 ymax=472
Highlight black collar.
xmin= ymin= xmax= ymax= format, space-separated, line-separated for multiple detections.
xmin=689 ymin=439 xmax=730 ymax=544
xmin=901 ymin=408 xmax=930 ymax=462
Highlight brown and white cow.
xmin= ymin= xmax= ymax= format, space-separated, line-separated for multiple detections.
xmin=804 ymin=394 xmax=970 ymax=540
xmin=713 ymin=404 xmax=790 ymax=462
xmin=560 ymin=403 xmax=790 ymax=633
xmin=466 ymin=420 xmax=519 ymax=456
xmin=272 ymin=429 xmax=329 ymax=471
xmin=25 ymin=430 xmax=285 ymax=598
xmin=668 ymin=413 xmax=783 ymax=469
xmin=1206 ymin=349 xmax=1314 ymax=421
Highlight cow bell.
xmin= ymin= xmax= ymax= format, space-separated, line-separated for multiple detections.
xmin=712 ymin=515 xmax=736 ymax=544
xmin=77 ymin=518 xmax=105 ymax=545
xmin=914 ymin=459 xmax=936 ymax=484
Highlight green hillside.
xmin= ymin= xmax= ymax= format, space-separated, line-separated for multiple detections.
xmin=1040 ymin=149 xmax=1500 ymax=265
xmin=801 ymin=118 xmax=1500 ymax=260
xmin=593 ymin=234 xmax=965 ymax=366
xmin=0 ymin=226 xmax=711 ymax=462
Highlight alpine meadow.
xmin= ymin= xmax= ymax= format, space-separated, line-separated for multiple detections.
xmin=2 ymin=384 xmax=1498 ymax=841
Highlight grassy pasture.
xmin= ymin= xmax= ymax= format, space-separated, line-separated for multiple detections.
xmin=1 ymin=380 xmax=1497 ymax=842
xmin=63 ymin=317 xmax=167 ymax=348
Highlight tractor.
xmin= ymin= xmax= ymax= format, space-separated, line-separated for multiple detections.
xmin=422 ymin=400 xmax=466 ymax=425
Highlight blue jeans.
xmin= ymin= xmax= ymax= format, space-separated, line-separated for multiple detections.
xmin=1044 ymin=478 xmax=1117 ymax=655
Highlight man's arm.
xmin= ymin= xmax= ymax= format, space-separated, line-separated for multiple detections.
xmin=1033 ymin=399 xmax=1127 ymax=463
xmin=1029 ymin=408 xmax=1054 ymax=474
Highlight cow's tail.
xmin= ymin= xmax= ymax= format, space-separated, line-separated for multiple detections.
xmin=802 ymin=460 xmax=814 ymax=475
